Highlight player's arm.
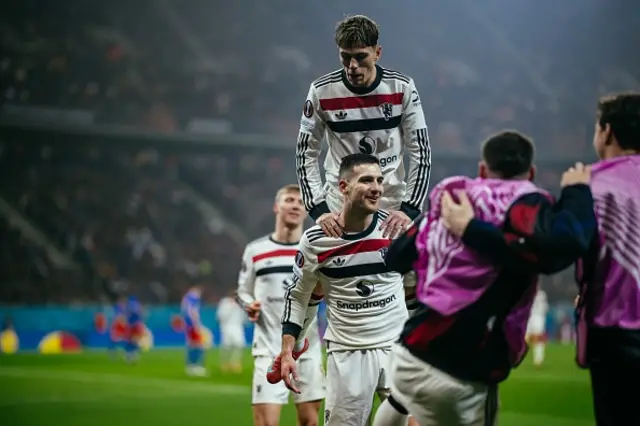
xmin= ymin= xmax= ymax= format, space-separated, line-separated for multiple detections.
xmin=384 ymin=213 xmax=424 ymax=274
xmin=236 ymin=246 xmax=258 ymax=317
xmin=281 ymin=237 xmax=318 ymax=354
xmin=459 ymin=184 xmax=597 ymax=274
xmin=296 ymin=84 xmax=328 ymax=221
xmin=400 ymin=79 xmax=431 ymax=219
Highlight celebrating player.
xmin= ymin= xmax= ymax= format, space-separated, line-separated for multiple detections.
xmin=525 ymin=288 xmax=548 ymax=368
xmin=182 ymin=285 xmax=207 ymax=377
xmin=236 ymin=184 xmax=324 ymax=426
xmin=216 ymin=289 xmax=247 ymax=373
xmin=280 ymin=154 xmax=413 ymax=426
xmin=377 ymin=131 xmax=597 ymax=426
xmin=295 ymin=14 xmax=431 ymax=238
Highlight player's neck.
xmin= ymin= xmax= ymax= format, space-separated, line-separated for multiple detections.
xmin=272 ymin=225 xmax=302 ymax=244
xmin=340 ymin=207 xmax=373 ymax=233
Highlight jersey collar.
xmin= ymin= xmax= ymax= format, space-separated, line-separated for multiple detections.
xmin=341 ymin=212 xmax=379 ymax=241
xmin=341 ymin=65 xmax=383 ymax=95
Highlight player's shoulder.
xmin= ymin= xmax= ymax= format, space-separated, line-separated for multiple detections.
xmin=380 ymin=66 xmax=413 ymax=87
xmin=311 ymin=68 xmax=343 ymax=90
xmin=302 ymin=225 xmax=327 ymax=246
xmin=244 ymin=234 xmax=272 ymax=254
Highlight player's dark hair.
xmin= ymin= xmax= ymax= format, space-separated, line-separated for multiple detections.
xmin=597 ymin=92 xmax=640 ymax=151
xmin=481 ymin=131 xmax=535 ymax=179
xmin=339 ymin=153 xmax=379 ymax=179
xmin=335 ymin=15 xmax=379 ymax=49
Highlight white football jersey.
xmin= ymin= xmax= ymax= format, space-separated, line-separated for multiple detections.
xmin=283 ymin=211 xmax=408 ymax=351
xmin=296 ymin=65 xmax=431 ymax=221
xmin=236 ymin=235 xmax=321 ymax=358
xmin=216 ymin=297 xmax=246 ymax=330
xmin=530 ymin=289 xmax=549 ymax=318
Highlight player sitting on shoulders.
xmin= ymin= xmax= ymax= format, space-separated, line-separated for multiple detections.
xmin=216 ymin=289 xmax=247 ymax=373
xmin=182 ymin=285 xmax=208 ymax=377
xmin=280 ymin=154 xmax=414 ymax=426
xmin=237 ymin=184 xmax=324 ymax=426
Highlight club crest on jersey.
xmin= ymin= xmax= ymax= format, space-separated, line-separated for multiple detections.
xmin=295 ymin=251 xmax=305 ymax=268
xmin=378 ymin=246 xmax=389 ymax=260
xmin=303 ymin=100 xmax=314 ymax=118
xmin=379 ymin=102 xmax=393 ymax=121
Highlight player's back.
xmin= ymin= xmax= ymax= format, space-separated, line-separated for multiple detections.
xmin=302 ymin=210 xmax=407 ymax=350
xmin=242 ymin=235 xmax=321 ymax=359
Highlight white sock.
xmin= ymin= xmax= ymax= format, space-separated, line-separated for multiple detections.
xmin=533 ymin=342 xmax=545 ymax=365
xmin=230 ymin=347 xmax=242 ymax=364
xmin=373 ymin=398 xmax=409 ymax=426
xmin=294 ymin=302 xmax=320 ymax=352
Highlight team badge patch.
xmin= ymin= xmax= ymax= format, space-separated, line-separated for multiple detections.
xmin=303 ymin=100 xmax=314 ymax=118
xmin=295 ymin=250 xmax=305 ymax=268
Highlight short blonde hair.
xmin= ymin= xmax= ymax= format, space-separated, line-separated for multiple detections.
xmin=275 ymin=184 xmax=301 ymax=202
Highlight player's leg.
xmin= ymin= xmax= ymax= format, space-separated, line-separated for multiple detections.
xmin=293 ymin=355 xmax=326 ymax=426
xmin=185 ymin=326 xmax=207 ymax=376
xmin=324 ymin=349 xmax=377 ymax=426
xmin=372 ymin=347 xmax=412 ymax=426
xmin=252 ymin=356 xmax=289 ymax=426
xmin=529 ymin=317 xmax=546 ymax=367
xmin=388 ymin=345 xmax=498 ymax=426
xmin=124 ymin=323 xmax=142 ymax=363
xmin=589 ymin=358 xmax=640 ymax=426
xmin=228 ymin=331 xmax=245 ymax=373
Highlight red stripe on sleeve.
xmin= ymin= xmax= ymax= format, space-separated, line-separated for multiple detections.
xmin=317 ymin=239 xmax=390 ymax=263
xmin=319 ymin=93 xmax=404 ymax=111
xmin=252 ymin=249 xmax=297 ymax=263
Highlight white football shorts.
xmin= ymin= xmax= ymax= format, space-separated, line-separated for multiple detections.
xmin=324 ymin=347 xmax=392 ymax=426
xmin=252 ymin=354 xmax=325 ymax=405
xmin=219 ymin=327 xmax=246 ymax=348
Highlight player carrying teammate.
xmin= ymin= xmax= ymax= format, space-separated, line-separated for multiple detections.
xmin=216 ymin=289 xmax=246 ymax=373
xmin=376 ymin=131 xmax=597 ymax=426
xmin=296 ymin=14 xmax=431 ymax=237
xmin=236 ymin=184 xmax=324 ymax=426
xmin=280 ymin=154 xmax=413 ymax=426
xmin=182 ymin=285 xmax=207 ymax=377
xmin=526 ymin=288 xmax=548 ymax=368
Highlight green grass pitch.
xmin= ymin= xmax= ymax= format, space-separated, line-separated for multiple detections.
xmin=0 ymin=344 xmax=593 ymax=425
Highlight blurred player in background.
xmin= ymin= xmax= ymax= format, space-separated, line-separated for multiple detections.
xmin=216 ymin=289 xmax=246 ymax=373
xmin=280 ymin=155 xmax=412 ymax=426
xmin=124 ymin=295 xmax=144 ymax=364
xmin=182 ymin=285 xmax=207 ymax=377
xmin=236 ymin=184 xmax=324 ymax=426
xmin=526 ymin=288 xmax=548 ymax=367
xmin=296 ymin=14 xmax=431 ymax=238
xmin=108 ymin=296 xmax=127 ymax=359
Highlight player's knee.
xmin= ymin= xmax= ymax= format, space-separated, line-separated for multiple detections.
xmin=252 ymin=406 xmax=280 ymax=426
xmin=296 ymin=402 xmax=321 ymax=426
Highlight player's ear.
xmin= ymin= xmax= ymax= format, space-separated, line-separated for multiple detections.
xmin=272 ymin=201 xmax=279 ymax=215
xmin=478 ymin=161 xmax=488 ymax=179
xmin=375 ymin=45 xmax=382 ymax=61
xmin=338 ymin=178 xmax=349 ymax=194
xmin=528 ymin=165 xmax=537 ymax=182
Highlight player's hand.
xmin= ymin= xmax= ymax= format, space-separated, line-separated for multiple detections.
xmin=245 ymin=301 xmax=261 ymax=323
xmin=561 ymin=162 xmax=592 ymax=187
xmin=280 ymin=352 xmax=301 ymax=394
xmin=317 ymin=212 xmax=344 ymax=238
xmin=441 ymin=190 xmax=474 ymax=237
xmin=380 ymin=210 xmax=411 ymax=239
